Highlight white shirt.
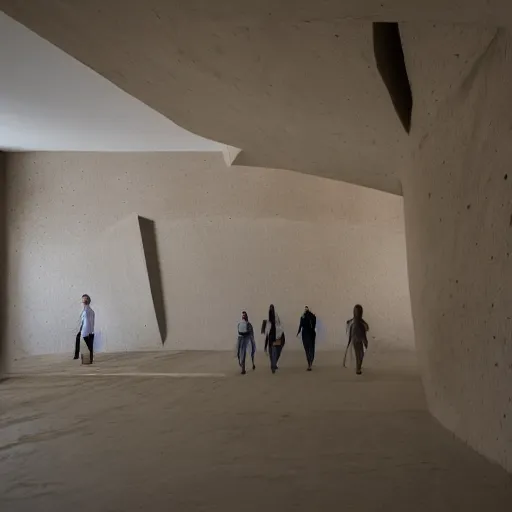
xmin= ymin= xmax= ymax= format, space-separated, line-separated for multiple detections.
xmin=81 ymin=305 xmax=95 ymax=337
xmin=265 ymin=313 xmax=283 ymax=339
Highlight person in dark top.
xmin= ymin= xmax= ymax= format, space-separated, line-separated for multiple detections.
xmin=264 ymin=304 xmax=285 ymax=374
xmin=297 ymin=305 xmax=317 ymax=371
xmin=344 ymin=304 xmax=369 ymax=375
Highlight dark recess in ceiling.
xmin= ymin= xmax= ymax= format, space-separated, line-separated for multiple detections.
xmin=373 ymin=22 xmax=413 ymax=133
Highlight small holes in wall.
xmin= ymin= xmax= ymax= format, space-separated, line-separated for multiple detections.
xmin=504 ymin=174 xmax=508 ymax=180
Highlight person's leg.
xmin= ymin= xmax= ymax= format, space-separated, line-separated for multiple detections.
xmin=82 ymin=336 xmax=90 ymax=363
xmin=74 ymin=332 xmax=81 ymax=359
xmin=270 ymin=345 xmax=277 ymax=373
xmin=84 ymin=334 xmax=94 ymax=364
xmin=302 ymin=335 xmax=311 ymax=367
xmin=311 ymin=333 xmax=316 ymax=365
xmin=240 ymin=337 xmax=247 ymax=374
xmin=354 ymin=341 xmax=363 ymax=374
xmin=275 ymin=344 xmax=283 ymax=366
xmin=250 ymin=338 xmax=256 ymax=370
xmin=236 ymin=336 xmax=242 ymax=367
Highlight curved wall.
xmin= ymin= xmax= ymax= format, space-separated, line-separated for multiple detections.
xmin=402 ymin=24 xmax=512 ymax=472
xmin=5 ymin=152 xmax=413 ymax=359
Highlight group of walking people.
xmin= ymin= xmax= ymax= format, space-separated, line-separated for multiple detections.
xmin=236 ymin=303 xmax=370 ymax=375
xmin=73 ymin=294 xmax=369 ymax=375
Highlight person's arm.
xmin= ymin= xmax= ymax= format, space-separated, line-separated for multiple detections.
xmin=343 ymin=322 xmax=352 ymax=367
xmin=79 ymin=310 xmax=85 ymax=336
xmin=345 ymin=319 xmax=352 ymax=338
xmin=362 ymin=320 xmax=369 ymax=349
xmin=81 ymin=310 xmax=89 ymax=337
xmin=297 ymin=318 xmax=302 ymax=336
xmin=264 ymin=334 xmax=269 ymax=352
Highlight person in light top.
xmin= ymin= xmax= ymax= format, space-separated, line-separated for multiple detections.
xmin=264 ymin=304 xmax=285 ymax=374
xmin=74 ymin=294 xmax=95 ymax=363
xmin=236 ymin=311 xmax=256 ymax=374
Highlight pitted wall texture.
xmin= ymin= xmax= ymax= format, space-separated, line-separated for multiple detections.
xmin=5 ymin=152 xmax=413 ymax=358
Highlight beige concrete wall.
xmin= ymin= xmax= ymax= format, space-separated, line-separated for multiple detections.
xmin=0 ymin=152 xmax=6 ymax=377
xmin=402 ymin=25 xmax=512 ymax=472
xmin=5 ymin=152 xmax=413 ymax=358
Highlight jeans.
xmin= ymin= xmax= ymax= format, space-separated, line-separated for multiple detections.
xmin=270 ymin=344 xmax=282 ymax=372
xmin=237 ymin=335 xmax=255 ymax=371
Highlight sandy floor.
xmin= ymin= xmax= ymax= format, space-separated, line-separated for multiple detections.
xmin=1 ymin=349 xmax=511 ymax=511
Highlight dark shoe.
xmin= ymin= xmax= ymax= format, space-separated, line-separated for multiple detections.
xmin=271 ymin=368 xmax=276 ymax=374
xmin=73 ymin=356 xmax=79 ymax=360
xmin=356 ymin=370 xmax=362 ymax=375
xmin=252 ymin=364 xmax=256 ymax=370
xmin=307 ymin=367 xmax=312 ymax=371
xmin=241 ymin=370 xmax=246 ymax=375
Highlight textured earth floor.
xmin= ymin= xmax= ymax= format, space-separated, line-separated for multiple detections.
xmin=1 ymin=349 xmax=511 ymax=511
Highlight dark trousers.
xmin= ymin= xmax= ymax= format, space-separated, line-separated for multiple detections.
xmin=302 ymin=332 xmax=315 ymax=366
xmin=75 ymin=332 xmax=94 ymax=363
xmin=353 ymin=340 xmax=364 ymax=373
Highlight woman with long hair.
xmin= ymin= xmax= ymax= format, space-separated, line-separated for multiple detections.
xmin=343 ymin=304 xmax=369 ymax=375
xmin=264 ymin=304 xmax=285 ymax=374
xmin=297 ymin=305 xmax=317 ymax=371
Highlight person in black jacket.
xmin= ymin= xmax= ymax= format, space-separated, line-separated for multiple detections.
xmin=297 ymin=306 xmax=317 ymax=371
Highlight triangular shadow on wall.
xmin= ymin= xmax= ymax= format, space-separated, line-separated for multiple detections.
xmin=138 ymin=216 xmax=167 ymax=344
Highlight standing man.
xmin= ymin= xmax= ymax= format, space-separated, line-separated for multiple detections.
xmin=297 ymin=305 xmax=317 ymax=371
xmin=74 ymin=294 xmax=95 ymax=363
